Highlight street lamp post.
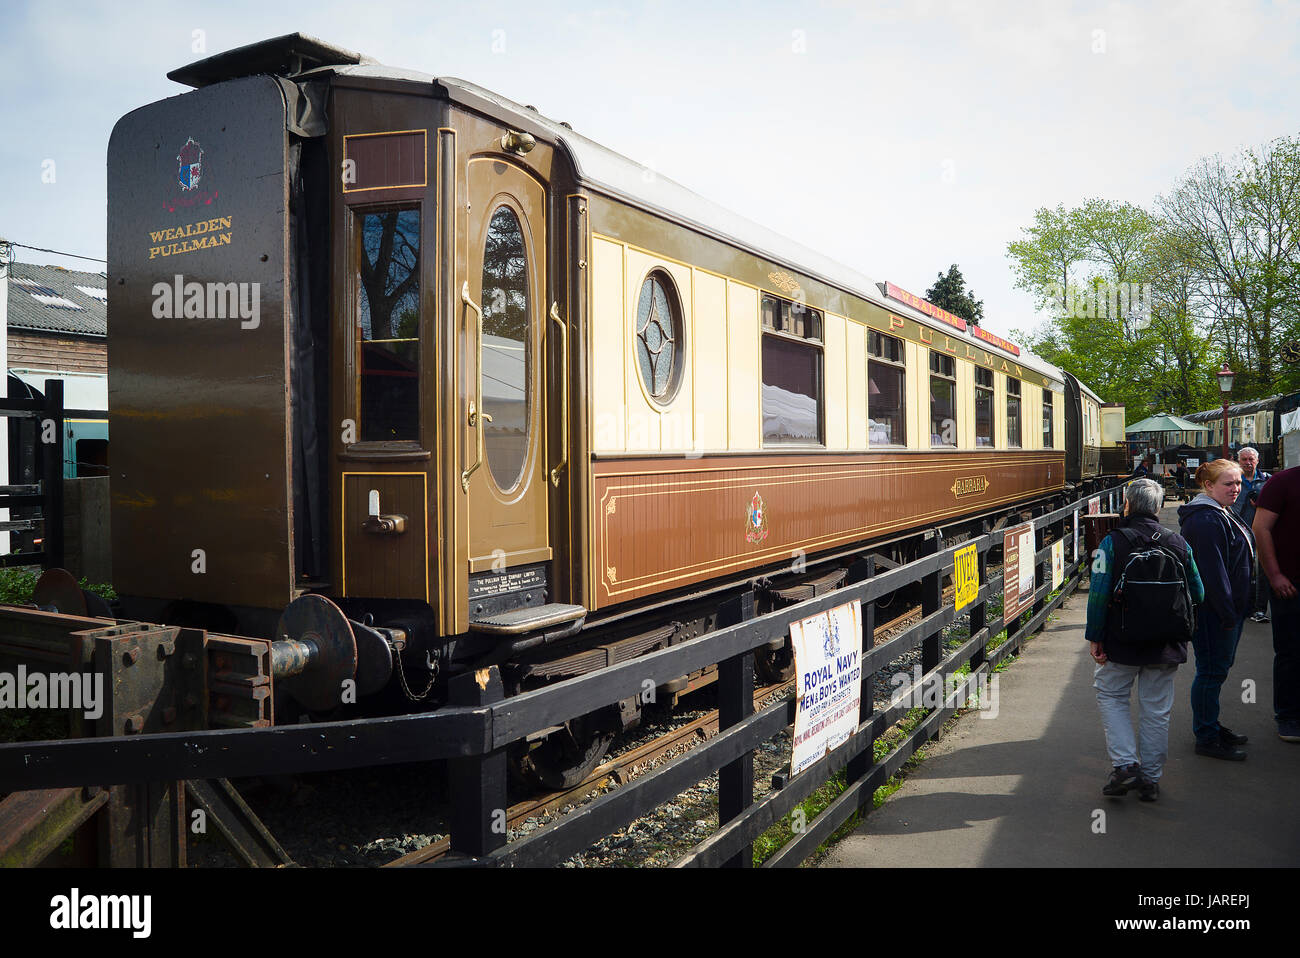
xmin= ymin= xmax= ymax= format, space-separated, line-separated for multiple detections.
xmin=1216 ymin=363 xmax=1235 ymax=459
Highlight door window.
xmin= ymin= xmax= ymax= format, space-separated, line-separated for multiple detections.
xmin=356 ymin=208 xmax=421 ymax=442
xmin=481 ymin=204 xmax=531 ymax=491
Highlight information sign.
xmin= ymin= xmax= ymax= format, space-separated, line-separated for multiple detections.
xmin=1002 ymin=522 xmax=1037 ymax=622
xmin=791 ymin=600 xmax=863 ymax=778
xmin=954 ymin=543 xmax=979 ymax=613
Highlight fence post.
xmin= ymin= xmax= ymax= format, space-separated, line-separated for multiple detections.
xmin=920 ymin=532 xmax=942 ymax=676
xmin=447 ymin=665 xmax=507 ymax=859
xmin=846 ymin=556 xmax=876 ymax=791
xmin=41 ymin=378 xmax=64 ymax=571
xmin=1032 ymin=507 xmax=1046 ymax=618
xmin=968 ymin=526 xmax=989 ymax=673
xmin=717 ymin=590 xmax=755 ymax=868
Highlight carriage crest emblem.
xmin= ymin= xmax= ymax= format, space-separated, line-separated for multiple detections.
xmin=821 ymin=611 xmax=841 ymax=659
xmin=745 ymin=492 xmax=768 ymax=544
xmin=177 ymin=138 xmax=203 ymax=191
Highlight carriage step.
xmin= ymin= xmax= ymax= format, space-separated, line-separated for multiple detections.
xmin=469 ymin=603 xmax=586 ymax=636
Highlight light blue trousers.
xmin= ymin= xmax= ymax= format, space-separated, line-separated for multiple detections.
xmin=1094 ymin=661 xmax=1178 ymax=781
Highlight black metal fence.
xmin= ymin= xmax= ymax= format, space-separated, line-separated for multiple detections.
xmin=0 ymin=378 xmax=103 ymax=570
xmin=0 ymin=485 xmax=1122 ymax=867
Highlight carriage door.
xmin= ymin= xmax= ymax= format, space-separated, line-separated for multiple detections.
xmin=464 ymin=158 xmax=554 ymax=606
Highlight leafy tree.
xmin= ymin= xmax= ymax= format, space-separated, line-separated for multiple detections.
xmin=1006 ymin=204 xmax=1088 ymax=311
xmin=924 ymin=264 xmax=984 ymax=326
xmin=1158 ymin=137 xmax=1300 ymax=397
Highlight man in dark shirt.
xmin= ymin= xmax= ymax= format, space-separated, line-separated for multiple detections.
xmin=1235 ymin=447 xmax=1271 ymax=621
xmin=1253 ymin=466 xmax=1300 ymax=741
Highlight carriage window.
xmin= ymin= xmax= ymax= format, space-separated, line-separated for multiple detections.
xmin=1043 ymin=390 xmax=1054 ymax=448
xmin=635 ymin=271 xmax=683 ymax=404
xmin=929 ymin=352 xmax=956 ymax=447
xmin=868 ymin=330 xmax=905 ymax=446
xmin=482 ymin=205 xmax=531 ymax=491
xmin=762 ymin=294 xmax=823 ymax=445
xmin=357 ymin=208 xmax=420 ymax=442
xmin=1007 ymin=377 xmax=1022 ymax=448
xmin=975 ymin=367 xmax=994 ymax=448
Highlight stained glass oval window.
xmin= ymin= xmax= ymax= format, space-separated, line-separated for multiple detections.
xmin=635 ymin=271 xmax=682 ymax=404
xmin=481 ymin=205 xmax=531 ymax=492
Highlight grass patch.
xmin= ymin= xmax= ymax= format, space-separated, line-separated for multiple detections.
xmin=752 ymin=704 xmax=950 ymax=866
xmin=0 ymin=568 xmax=113 ymax=749
xmin=0 ymin=567 xmax=116 ymax=605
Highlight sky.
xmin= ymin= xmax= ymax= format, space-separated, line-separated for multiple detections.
xmin=1 ymin=0 xmax=1297 ymax=345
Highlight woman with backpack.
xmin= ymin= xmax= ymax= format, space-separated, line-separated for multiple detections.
xmin=1178 ymin=459 xmax=1256 ymax=760
xmin=1087 ymin=478 xmax=1204 ymax=802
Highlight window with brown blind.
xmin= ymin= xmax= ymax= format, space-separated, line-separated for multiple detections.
xmin=868 ymin=330 xmax=905 ymax=446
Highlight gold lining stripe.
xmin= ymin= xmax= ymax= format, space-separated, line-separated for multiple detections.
xmin=595 ymin=453 xmax=1062 ymax=489
xmin=599 ymin=482 xmax=1060 ymax=595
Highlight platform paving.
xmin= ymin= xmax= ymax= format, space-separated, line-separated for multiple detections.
xmin=821 ymin=504 xmax=1300 ymax=868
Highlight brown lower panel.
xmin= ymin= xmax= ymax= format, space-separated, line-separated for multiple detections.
xmin=591 ymin=450 xmax=1064 ymax=609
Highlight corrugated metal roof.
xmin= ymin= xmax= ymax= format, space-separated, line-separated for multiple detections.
xmin=1184 ymin=394 xmax=1282 ymax=421
xmin=6 ymin=262 xmax=108 ymax=337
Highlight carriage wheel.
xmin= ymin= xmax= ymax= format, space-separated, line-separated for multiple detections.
xmin=754 ymin=639 xmax=796 ymax=683
xmin=510 ymin=711 xmax=615 ymax=791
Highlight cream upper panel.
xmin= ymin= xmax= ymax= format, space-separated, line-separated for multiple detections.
xmin=692 ymin=271 xmax=728 ymax=450
xmin=727 ymin=282 xmax=760 ymax=449
xmin=845 ymin=320 xmax=867 ymax=449
xmin=1024 ymin=381 xmax=1041 ymax=451
xmin=824 ymin=313 xmax=848 ymax=450
xmin=590 ymin=234 xmax=1067 ymax=455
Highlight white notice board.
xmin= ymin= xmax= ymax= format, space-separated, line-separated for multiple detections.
xmin=791 ymin=599 xmax=863 ymax=778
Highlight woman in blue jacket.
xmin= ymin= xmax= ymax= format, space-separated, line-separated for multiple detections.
xmin=1178 ymin=459 xmax=1256 ymax=760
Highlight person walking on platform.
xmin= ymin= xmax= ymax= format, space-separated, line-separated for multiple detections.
xmin=1234 ymin=447 xmax=1271 ymax=622
xmin=1179 ymin=459 xmax=1255 ymax=760
xmin=1087 ymin=479 xmax=1204 ymax=802
xmin=1172 ymin=460 xmax=1190 ymax=503
xmin=1252 ymin=465 xmax=1300 ymax=742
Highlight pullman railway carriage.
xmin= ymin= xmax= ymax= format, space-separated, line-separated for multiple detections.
xmin=103 ymin=34 xmax=1125 ymax=787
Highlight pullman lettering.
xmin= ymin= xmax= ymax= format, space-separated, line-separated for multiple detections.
xmin=147 ymin=215 xmax=234 ymax=259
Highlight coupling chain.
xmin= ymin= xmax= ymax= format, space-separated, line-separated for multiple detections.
xmin=394 ymin=646 xmax=437 ymax=702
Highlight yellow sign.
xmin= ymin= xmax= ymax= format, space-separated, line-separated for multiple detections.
xmin=1051 ymin=539 xmax=1065 ymax=590
xmin=954 ymin=543 xmax=979 ymax=613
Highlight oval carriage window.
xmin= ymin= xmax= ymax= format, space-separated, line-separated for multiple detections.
xmin=481 ymin=205 xmax=531 ymax=492
xmin=634 ymin=271 xmax=683 ymax=404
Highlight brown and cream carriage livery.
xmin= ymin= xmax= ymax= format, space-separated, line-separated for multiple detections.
xmin=106 ymin=34 xmax=1123 ymax=784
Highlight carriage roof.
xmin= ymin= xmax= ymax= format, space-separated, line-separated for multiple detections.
xmin=170 ymin=34 xmax=1066 ymax=386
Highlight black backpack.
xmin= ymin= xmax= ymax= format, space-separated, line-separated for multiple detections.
xmin=1109 ymin=527 xmax=1196 ymax=644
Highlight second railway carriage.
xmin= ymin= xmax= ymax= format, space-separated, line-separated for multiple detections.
xmin=105 ymin=34 xmax=1124 ymax=785
xmin=1186 ymin=395 xmax=1284 ymax=467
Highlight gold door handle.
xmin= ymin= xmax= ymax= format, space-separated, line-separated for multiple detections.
xmin=550 ymin=301 xmax=568 ymax=487
xmin=462 ymin=281 xmax=486 ymax=493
